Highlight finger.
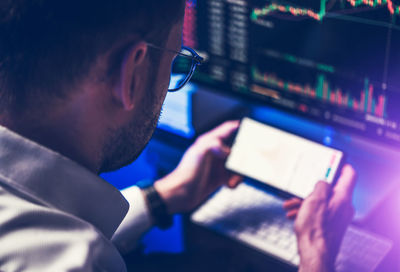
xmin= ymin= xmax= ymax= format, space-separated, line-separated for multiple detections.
xmin=283 ymin=198 xmax=302 ymax=211
xmin=208 ymin=120 xmax=240 ymax=141
xmin=332 ymin=164 xmax=357 ymax=201
xmin=286 ymin=209 xmax=299 ymax=220
xmin=227 ymin=175 xmax=243 ymax=188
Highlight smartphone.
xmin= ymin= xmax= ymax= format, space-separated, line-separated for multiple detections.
xmin=226 ymin=118 xmax=344 ymax=199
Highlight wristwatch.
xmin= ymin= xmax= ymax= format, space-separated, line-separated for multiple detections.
xmin=142 ymin=185 xmax=173 ymax=230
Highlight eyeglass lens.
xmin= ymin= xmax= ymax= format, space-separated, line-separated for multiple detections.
xmin=168 ymin=48 xmax=196 ymax=91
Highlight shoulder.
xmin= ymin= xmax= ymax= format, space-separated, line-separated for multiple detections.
xmin=0 ymin=186 xmax=126 ymax=272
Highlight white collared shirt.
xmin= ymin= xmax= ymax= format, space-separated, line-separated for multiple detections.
xmin=0 ymin=125 xmax=153 ymax=271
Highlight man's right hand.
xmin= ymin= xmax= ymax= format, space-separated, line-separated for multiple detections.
xmin=285 ymin=165 xmax=356 ymax=272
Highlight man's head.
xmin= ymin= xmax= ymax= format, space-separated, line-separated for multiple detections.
xmin=0 ymin=0 xmax=186 ymax=172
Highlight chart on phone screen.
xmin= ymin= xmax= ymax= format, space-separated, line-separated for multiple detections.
xmin=226 ymin=118 xmax=343 ymax=198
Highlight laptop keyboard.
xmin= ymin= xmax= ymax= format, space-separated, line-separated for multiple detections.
xmin=191 ymin=182 xmax=392 ymax=271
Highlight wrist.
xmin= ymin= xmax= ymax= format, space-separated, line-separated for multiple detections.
xmin=298 ymin=237 xmax=334 ymax=272
xmin=153 ymin=173 xmax=183 ymax=215
xmin=298 ymin=254 xmax=332 ymax=272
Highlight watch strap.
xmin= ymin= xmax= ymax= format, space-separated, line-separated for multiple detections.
xmin=142 ymin=185 xmax=173 ymax=230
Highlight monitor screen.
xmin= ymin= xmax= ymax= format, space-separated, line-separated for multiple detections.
xmin=179 ymin=0 xmax=400 ymax=148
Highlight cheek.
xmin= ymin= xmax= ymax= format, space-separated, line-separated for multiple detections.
xmin=161 ymin=58 xmax=174 ymax=90
xmin=148 ymin=54 xmax=175 ymax=106
xmin=152 ymin=59 xmax=173 ymax=104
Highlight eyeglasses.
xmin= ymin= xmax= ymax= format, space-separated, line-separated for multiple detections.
xmin=147 ymin=43 xmax=204 ymax=92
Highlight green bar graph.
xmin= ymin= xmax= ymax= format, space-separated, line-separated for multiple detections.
xmin=252 ymin=67 xmax=387 ymax=118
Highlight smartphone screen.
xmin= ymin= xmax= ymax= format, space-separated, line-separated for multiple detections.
xmin=226 ymin=118 xmax=344 ymax=199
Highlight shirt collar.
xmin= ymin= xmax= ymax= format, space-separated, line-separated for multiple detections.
xmin=0 ymin=125 xmax=129 ymax=239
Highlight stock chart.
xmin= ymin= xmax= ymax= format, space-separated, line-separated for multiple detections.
xmin=181 ymin=0 xmax=400 ymax=147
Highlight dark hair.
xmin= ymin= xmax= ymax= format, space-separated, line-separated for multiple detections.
xmin=0 ymin=0 xmax=185 ymax=115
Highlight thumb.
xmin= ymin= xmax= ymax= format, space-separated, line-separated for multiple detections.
xmin=308 ymin=181 xmax=331 ymax=201
xmin=332 ymin=165 xmax=356 ymax=202
xmin=209 ymin=143 xmax=231 ymax=159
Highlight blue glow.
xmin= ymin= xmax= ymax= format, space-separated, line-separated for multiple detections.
xmin=323 ymin=136 xmax=332 ymax=146
xmin=158 ymin=75 xmax=196 ymax=138
xmin=142 ymin=215 xmax=184 ymax=254
xmin=252 ymin=106 xmax=333 ymax=143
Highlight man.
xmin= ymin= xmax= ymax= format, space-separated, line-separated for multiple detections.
xmin=0 ymin=1 xmax=356 ymax=271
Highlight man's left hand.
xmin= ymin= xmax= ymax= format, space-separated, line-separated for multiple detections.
xmin=154 ymin=120 xmax=243 ymax=214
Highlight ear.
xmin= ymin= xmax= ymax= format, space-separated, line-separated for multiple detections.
xmin=115 ymin=42 xmax=148 ymax=111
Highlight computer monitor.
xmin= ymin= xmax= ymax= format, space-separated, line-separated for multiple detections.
xmin=178 ymin=0 xmax=400 ymax=149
